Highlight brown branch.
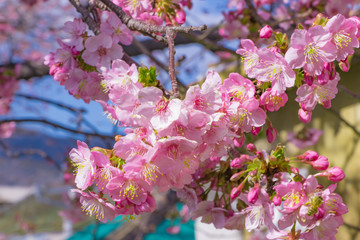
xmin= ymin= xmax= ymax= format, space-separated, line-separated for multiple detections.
xmin=69 ymin=0 xmax=100 ymax=34
xmin=0 ymin=118 xmax=114 ymax=139
xmin=326 ymin=108 xmax=360 ymax=138
xmin=339 ymin=84 xmax=360 ymax=100
xmin=15 ymin=93 xmax=86 ymax=113
xmin=166 ymin=30 xmax=178 ymax=97
xmin=98 ymin=0 xmax=207 ymax=42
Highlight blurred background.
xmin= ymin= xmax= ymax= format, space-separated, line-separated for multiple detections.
xmin=0 ymin=0 xmax=360 ymax=239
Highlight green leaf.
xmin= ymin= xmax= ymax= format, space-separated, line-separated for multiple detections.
xmin=138 ymin=66 xmax=158 ymax=87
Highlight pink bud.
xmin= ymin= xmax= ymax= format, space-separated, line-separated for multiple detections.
xmin=266 ymin=126 xmax=277 ymax=143
xmin=256 ymin=151 xmax=263 ymax=159
xmin=290 ymin=166 xmax=299 ymax=174
xmin=230 ymin=171 xmax=245 ymax=181
xmin=247 ymin=143 xmax=257 ymax=153
xmin=259 ymin=25 xmax=273 ymax=38
xmin=310 ymin=156 xmax=329 ymax=170
xmin=339 ymin=58 xmax=350 ymax=72
xmin=322 ymin=100 xmax=331 ymax=109
xmin=298 ymin=150 xmax=319 ymax=161
xmin=231 ymin=182 xmax=245 ymax=200
xmin=304 ymin=72 xmax=314 ymax=86
xmin=231 ymin=155 xmax=251 ymax=168
xmin=252 ymin=127 xmax=261 ymax=136
xmin=272 ymin=195 xmax=282 ymax=206
xmin=234 ymin=135 xmax=245 ymax=148
xmin=248 ymin=183 xmax=259 ymax=204
xmin=298 ymin=108 xmax=311 ymax=124
xmin=326 ymin=167 xmax=345 ymax=182
xmin=269 ymin=46 xmax=281 ymax=53
xmin=175 ymin=8 xmax=186 ymax=25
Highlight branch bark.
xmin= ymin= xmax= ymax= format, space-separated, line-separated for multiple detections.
xmin=0 ymin=118 xmax=114 ymax=139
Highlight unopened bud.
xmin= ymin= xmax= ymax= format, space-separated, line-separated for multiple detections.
xmin=248 ymin=183 xmax=260 ymax=204
xmin=310 ymin=156 xmax=329 ymax=170
xmin=339 ymin=58 xmax=350 ymax=72
xmin=231 ymin=155 xmax=251 ymax=168
xmin=266 ymin=125 xmax=277 ymax=143
xmin=298 ymin=108 xmax=312 ymax=124
xmin=298 ymin=150 xmax=319 ymax=161
xmin=326 ymin=167 xmax=345 ymax=182
xmin=272 ymin=195 xmax=282 ymax=206
xmin=247 ymin=143 xmax=257 ymax=153
xmin=252 ymin=127 xmax=261 ymax=136
xmin=259 ymin=25 xmax=273 ymax=38
xmin=234 ymin=135 xmax=245 ymax=148
xmin=231 ymin=181 xmax=245 ymax=200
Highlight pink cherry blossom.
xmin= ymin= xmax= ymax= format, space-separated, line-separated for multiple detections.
xmin=100 ymin=12 xmax=133 ymax=45
xmin=72 ymin=190 xmax=116 ymax=223
xmin=325 ymin=14 xmax=359 ymax=61
xmin=253 ymin=50 xmax=296 ymax=93
xmin=285 ymin=26 xmax=337 ymax=75
xmin=82 ymin=33 xmax=123 ymax=69
xmin=69 ymin=140 xmax=96 ymax=190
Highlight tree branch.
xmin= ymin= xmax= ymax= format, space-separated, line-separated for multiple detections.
xmin=0 ymin=118 xmax=114 ymax=139
xmin=326 ymin=108 xmax=360 ymax=138
xmin=98 ymin=0 xmax=207 ymax=42
xmin=167 ymin=30 xmax=178 ymax=97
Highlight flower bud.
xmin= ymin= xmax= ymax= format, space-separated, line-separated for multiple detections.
xmin=269 ymin=46 xmax=281 ymax=54
xmin=231 ymin=181 xmax=245 ymax=200
xmin=259 ymin=25 xmax=273 ymax=38
xmin=298 ymin=150 xmax=319 ymax=161
xmin=304 ymin=72 xmax=314 ymax=86
xmin=234 ymin=135 xmax=244 ymax=148
xmin=175 ymin=8 xmax=186 ymax=25
xmin=252 ymin=127 xmax=261 ymax=136
xmin=231 ymin=155 xmax=251 ymax=168
xmin=298 ymin=108 xmax=312 ymax=124
xmin=230 ymin=170 xmax=246 ymax=181
xmin=290 ymin=166 xmax=299 ymax=174
xmin=248 ymin=183 xmax=259 ymax=204
xmin=266 ymin=125 xmax=277 ymax=143
xmin=272 ymin=195 xmax=282 ymax=206
xmin=339 ymin=58 xmax=350 ymax=72
xmin=326 ymin=167 xmax=345 ymax=182
xmin=310 ymin=156 xmax=329 ymax=170
xmin=247 ymin=143 xmax=257 ymax=153
xmin=322 ymin=100 xmax=331 ymax=109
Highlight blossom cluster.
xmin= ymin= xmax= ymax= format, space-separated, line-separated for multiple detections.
xmin=44 ymin=12 xmax=134 ymax=103
xmin=112 ymin=0 xmax=192 ymax=26
xmin=220 ymin=0 xmax=360 ymax=40
xmin=56 ymin=10 xmax=354 ymax=240
xmin=237 ymin=14 xmax=360 ymax=123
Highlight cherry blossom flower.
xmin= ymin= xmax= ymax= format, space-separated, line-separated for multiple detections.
xmin=285 ymin=26 xmax=337 ymax=75
xmin=72 ymin=190 xmax=116 ymax=223
xmin=82 ymin=33 xmax=123 ymax=69
xmin=69 ymin=140 xmax=96 ymax=190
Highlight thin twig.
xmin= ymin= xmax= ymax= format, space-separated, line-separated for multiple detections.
xmin=344 ymin=222 xmax=360 ymax=231
xmin=98 ymin=0 xmax=207 ymax=42
xmin=326 ymin=108 xmax=360 ymax=138
xmin=69 ymin=0 xmax=100 ymax=34
xmin=166 ymin=30 xmax=178 ymax=97
xmin=0 ymin=118 xmax=113 ymax=139
xmin=15 ymin=93 xmax=86 ymax=113
xmin=339 ymin=84 xmax=360 ymax=100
